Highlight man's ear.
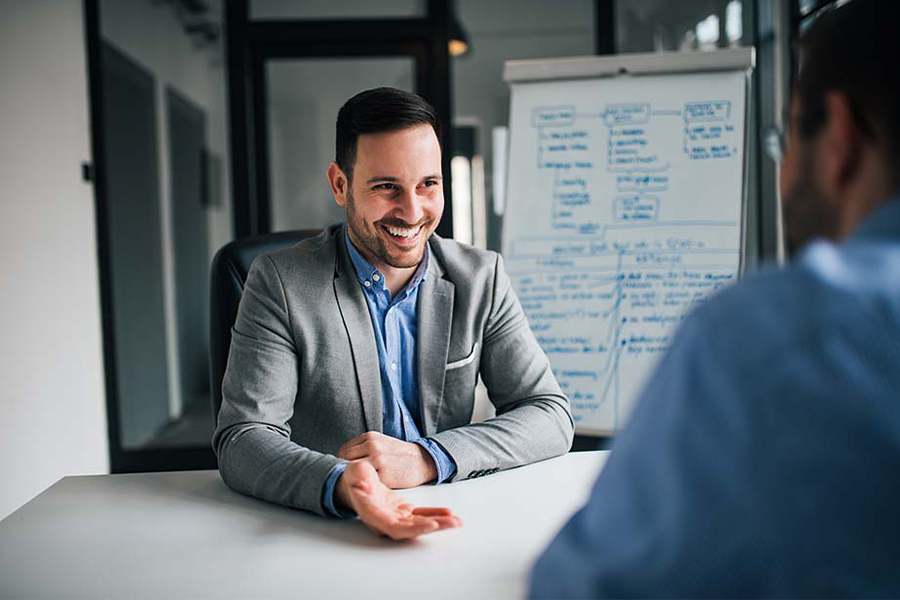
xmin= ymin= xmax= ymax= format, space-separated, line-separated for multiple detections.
xmin=327 ymin=162 xmax=350 ymax=208
xmin=819 ymin=91 xmax=863 ymax=193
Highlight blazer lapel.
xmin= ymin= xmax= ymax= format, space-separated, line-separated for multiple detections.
xmin=417 ymin=250 xmax=454 ymax=436
xmin=333 ymin=235 xmax=382 ymax=433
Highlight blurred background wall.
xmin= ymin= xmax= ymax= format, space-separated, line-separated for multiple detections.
xmin=0 ymin=1 xmax=109 ymax=521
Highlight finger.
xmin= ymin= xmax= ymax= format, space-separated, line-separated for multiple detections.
xmin=360 ymin=509 xmax=431 ymax=540
xmin=337 ymin=435 xmax=367 ymax=459
xmin=405 ymin=514 xmax=461 ymax=532
xmin=340 ymin=430 xmax=384 ymax=453
xmin=362 ymin=503 xmax=444 ymax=540
xmin=419 ymin=515 xmax=462 ymax=530
xmin=383 ymin=517 xmax=440 ymax=540
xmin=438 ymin=515 xmax=464 ymax=528
xmin=402 ymin=511 xmax=462 ymax=527
xmin=340 ymin=442 xmax=371 ymax=461
xmin=411 ymin=507 xmax=454 ymax=517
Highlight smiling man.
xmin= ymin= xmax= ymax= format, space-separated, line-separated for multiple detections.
xmin=213 ymin=87 xmax=574 ymax=540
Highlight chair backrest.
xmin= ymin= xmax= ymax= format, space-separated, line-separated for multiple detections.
xmin=208 ymin=229 xmax=322 ymax=422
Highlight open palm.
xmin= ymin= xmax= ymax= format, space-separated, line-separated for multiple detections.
xmin=340 ymin=461 xmax=462 ymax=540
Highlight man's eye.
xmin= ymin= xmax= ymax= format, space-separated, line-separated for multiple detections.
xmin=374 ymin=183 xmax=397 ymax=191
xmin=423 ymin=180 xmax=439 ymax=187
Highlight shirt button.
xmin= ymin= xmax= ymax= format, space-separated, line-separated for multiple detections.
xmin=363 ymin=280 xmax=371 ymax=287
xmin=372 ymin=274 xmax=380 ymax=282
xmin=390 ymin=362 xmax=397 ymax=371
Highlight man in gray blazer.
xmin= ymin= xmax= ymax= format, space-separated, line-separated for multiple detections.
xmin=213 ymin=87 xmax=574 ymax=540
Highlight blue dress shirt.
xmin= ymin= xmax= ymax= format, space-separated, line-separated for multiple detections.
xmin=530 ymin=197 xmax=900 ymax=597
xmin=321 ymin=227 xmax=457 ymax=516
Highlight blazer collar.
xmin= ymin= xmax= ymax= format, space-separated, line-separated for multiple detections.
xmin=417 ymin=237 xmax=455 ymax=436
xmin=332 ymin=226 xmax=382 ymax=432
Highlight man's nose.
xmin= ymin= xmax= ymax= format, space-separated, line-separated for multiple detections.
xmin=394 ymin=188 xmax=425 ymax=224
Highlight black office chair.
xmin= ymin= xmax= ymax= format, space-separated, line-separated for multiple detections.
xmin=208 ymin=229 xmax=321 ymax=423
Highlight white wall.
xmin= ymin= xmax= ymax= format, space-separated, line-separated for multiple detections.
xmin=0 ymin=1 xmax=109 ymax=521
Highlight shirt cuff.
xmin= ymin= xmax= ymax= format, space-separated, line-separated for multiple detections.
xmin=321 ymin=461 xmax=354 ymax=518
xmin=415 ymin=438 xmax=458 ymax=484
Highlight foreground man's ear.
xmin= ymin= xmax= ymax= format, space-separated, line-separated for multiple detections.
xmin=327 ymin=162 xmax=349 ymax=208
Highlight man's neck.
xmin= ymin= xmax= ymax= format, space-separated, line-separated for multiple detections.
xmin=382 ymin=265 xmax=417 ymax=297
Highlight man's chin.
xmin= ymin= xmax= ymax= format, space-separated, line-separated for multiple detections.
xmin=382 ymin=248 xmax=426 ymax=269
xmin=377 ymin=228 xmax=430 ymax=269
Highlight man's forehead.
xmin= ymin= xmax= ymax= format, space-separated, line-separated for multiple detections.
xmin=353 ymin=125 xmax=442 ymax=173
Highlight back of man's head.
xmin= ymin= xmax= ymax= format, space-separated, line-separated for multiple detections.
xmin=796 ymin=0 xmax=900 ymax=188
xmin=335 ymin=87 xmax=441 ymax=182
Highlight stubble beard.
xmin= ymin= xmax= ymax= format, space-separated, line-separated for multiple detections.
xmin=345 ymin=188 xmax=430 ymax=269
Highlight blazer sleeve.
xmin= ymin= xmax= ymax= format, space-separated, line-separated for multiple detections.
xmin=212 ymin=254 xmax=345 ymax=516
xmin=428 ymin=253 xmax=575 ymax=481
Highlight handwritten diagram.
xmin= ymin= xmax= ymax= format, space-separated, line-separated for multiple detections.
xmin=504 ymin=72 xmax=746 ymax=433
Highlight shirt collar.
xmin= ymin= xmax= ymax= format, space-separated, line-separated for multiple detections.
xmin=343 ymin=224 xmax=429 ymax=296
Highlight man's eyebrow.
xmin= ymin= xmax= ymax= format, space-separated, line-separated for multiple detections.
xmin=365 ymin=175 xmax=443 ymax=184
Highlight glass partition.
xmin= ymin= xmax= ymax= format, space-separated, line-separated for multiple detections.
xmin=98 ymin=0 xmax=232 ymax=462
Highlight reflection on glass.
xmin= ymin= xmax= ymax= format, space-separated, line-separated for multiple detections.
xmin=696 ymin=14 xmax=720 ymax=49
xmin=616 ymin=0 xmax=751 ymax=53
xmin=726 ymin=0 xmax=744 ymax=44
xmin=492 ymin=126 xmax=508 ymax=217
xmin=266 ymin=58 xmax=415 ymax=232
xmin=471 ymin=155 xmax=487 ymax=249
xmin=451 ymin=156 xmax=473 ymax=245
xmin=100 ymin=0 xmax=232 ymax=450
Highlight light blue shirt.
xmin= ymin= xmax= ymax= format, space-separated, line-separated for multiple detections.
xmin=320 ymin=227 xmax=457 ymax=516
xmin=530 ymin=197 xmax=900 ymax=597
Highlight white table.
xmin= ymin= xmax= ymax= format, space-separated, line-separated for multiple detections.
xmin=0 ymin=451 xmax=607 ymax=599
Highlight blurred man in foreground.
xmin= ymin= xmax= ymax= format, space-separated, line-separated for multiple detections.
xmin=531 ymin=0 xmax=900 ymax=595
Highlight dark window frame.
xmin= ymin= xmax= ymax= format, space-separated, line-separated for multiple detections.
xmin=228 ymin=0 xmax=455 ymax=239
xmin=83 ymin=0 xmax=219 ymax=472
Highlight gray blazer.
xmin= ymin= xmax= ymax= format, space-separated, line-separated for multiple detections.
xmin=213 ymin=225 xmax=574 ymax=516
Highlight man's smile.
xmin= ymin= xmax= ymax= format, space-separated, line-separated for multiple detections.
xmin=378 ymin=221 xmax=426 ymax=248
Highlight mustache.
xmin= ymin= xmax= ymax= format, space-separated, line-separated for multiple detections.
xmin=377 ymin=217 xmax=431 ymax=229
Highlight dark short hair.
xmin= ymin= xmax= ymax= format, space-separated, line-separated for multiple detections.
xmin=335 ymin=87 xmax=441 ymax=181
xmin=795 ymin=0 xmax=900 ymax=183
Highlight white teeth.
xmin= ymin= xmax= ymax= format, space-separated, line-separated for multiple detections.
xmin=385 ymin=225 xmax=421 ymax=238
